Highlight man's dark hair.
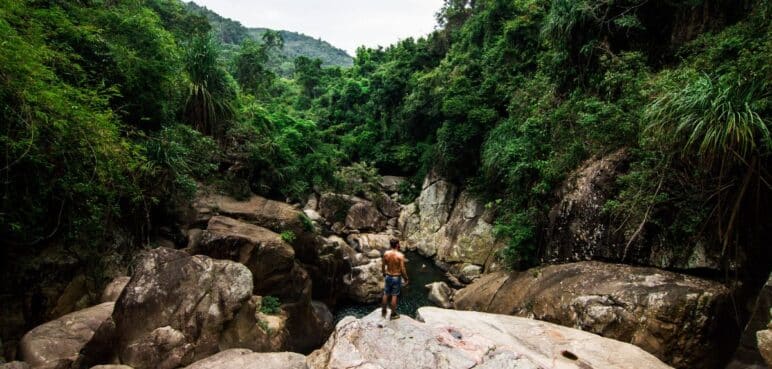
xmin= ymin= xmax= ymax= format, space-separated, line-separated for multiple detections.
xmin=390 ymin=239 xmax=399 ymax=248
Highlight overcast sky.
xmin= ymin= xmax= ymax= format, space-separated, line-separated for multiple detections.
xmin=190 ymin=0 xmax=445 ymax=56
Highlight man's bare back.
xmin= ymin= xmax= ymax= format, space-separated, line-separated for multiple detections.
xmin=383 ymin=249 xmax=406 ymax=276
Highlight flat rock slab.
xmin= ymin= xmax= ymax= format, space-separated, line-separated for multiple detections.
xmin=307 ymin=307 xmax=672 ymax=369
xmin=19 ymin=302 xmax=114 ymax=367
xmin=183 ymin=348 xmax=307 ymax=369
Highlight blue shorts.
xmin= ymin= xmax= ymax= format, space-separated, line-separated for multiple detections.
xmin=384 ymin=275 xmax=401 ymax=296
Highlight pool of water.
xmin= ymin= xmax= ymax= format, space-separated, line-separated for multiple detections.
xmin=333 ymin=251 xmax=449 ymax=322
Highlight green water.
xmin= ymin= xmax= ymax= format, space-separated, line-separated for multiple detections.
xmin=333 ymin=251 xmax=449 ymax=322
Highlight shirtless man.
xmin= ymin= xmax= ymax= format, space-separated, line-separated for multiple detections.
xmin=381 ymin=239 xmax=409 ymax=319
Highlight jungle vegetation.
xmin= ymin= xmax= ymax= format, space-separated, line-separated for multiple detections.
xmin=1 ymin=0 xmax=769 ymax=276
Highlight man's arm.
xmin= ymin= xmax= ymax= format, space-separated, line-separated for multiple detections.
xmin=381 ymin=255 xmax=386 ymax=276
xmin=400 ymin=257 xmax=409 ymax=284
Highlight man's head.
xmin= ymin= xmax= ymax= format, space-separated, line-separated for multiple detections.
xmin=390 ymin=239 xmax=400 ymax=249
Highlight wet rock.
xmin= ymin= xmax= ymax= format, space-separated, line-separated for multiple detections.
xmin=90 ymin=366 xmax=133 ymax=369
xmin=182 ymin=349 xmax=306 ymax=369
xmin=454 ymin=261 xmax=734 ymax=369
xmin=344 ymin=202 xmax=387 ymax=232
xmin=19 ymin=302 xmax=114 ymax=368
xmin=112 ymin=248 xmax=252 ymax=369
xmin=306 ymin=307 xmax=671 ymax=369
xmin=100 ymin=276 xmax=130 ymax=303
xmin=425 ymin=282 xmax=453 ymax=309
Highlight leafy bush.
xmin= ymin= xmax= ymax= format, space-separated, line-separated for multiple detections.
xmin=332 ymin=162 xmax=382 ymax=197
xmin=260 ymin=296 xmax=281 ymax=315
xmin=141 ymin=124 xmax=220 ymax=201
xmin=280 ymin=230 xmax=296 ymax=243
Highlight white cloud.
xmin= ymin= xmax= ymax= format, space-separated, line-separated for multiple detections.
xmin=189 ymin=0 xmax=445 ymax=55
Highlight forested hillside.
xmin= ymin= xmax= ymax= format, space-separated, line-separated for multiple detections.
xmin=185 ymin=2 xmax=353 ymax=75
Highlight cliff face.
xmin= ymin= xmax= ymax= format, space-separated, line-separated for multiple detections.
xmin=398 ymin=171 xmax=505 ymax=283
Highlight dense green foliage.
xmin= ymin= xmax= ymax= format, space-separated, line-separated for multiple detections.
xmin=1 ymin=0 xmax=769 ymax=276
xmin=186 ymin=2 xmax=353 ymax=75
xmin=293 ymin=0 xmax=770 ymax=268
xmin=260 ymin=295 xmax=281 ymax=315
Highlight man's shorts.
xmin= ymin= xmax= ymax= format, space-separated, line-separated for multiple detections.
xmin=384 ymin=275 xmax=401 ymax=296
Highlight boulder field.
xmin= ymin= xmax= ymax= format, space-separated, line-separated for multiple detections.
xmin=5 ymin=177 xmax=764 ymax=369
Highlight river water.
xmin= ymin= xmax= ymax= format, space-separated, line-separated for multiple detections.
xmin=333 ymin=251 xmax=449 ymax=322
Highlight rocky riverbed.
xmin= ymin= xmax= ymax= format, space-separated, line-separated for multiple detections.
xmin=2 ymin=170 xmax=770 ymax=369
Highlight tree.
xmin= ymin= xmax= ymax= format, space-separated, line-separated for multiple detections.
xmin=183 ymin=34 xmax=236 ymax=138
xmin=232 ymin=31 xmax=284 ymax=98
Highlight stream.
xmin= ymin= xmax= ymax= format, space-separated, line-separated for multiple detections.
xmin=333 ymin=251 xmax=450 ymax=323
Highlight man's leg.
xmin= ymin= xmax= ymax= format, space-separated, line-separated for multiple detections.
xmin=390 ymin=295 xmax=399 ymax=319
xmin=381 ymin=293 xmax=388 ymax=317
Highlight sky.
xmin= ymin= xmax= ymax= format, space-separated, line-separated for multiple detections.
xmin=190 ymin=0 xmax=445 ymax=56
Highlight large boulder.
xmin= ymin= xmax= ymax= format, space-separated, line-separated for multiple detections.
xmin=373 ymin=192 xmax=401 ymax=218
xmin=306 ymin=307 xmax=672 ymax=369
xmin=454 ymin=262 xmax=734 ymax=369
xmin=344 ymin=202 xmax=387 ymax=232
xmin=345 ymin=233 xmax=391 ymax=253
xmin=317 ymin=193 xmax=364 ymax=224
xmin=198 ymin=216 xmax=304 ymax=300
xmin=19 ymin=302 xmax=114 ymax=368
xmin=282 ymin=301 xmax=334 ymax=354
xmin=425 ymin=282 xmax=453 ymax=309
xmin=183 ymin=349 xmax=307 ymax=369
xmin=112 ymin=248 xmax=252 ymax=369
xmin=342 ymin=258 xmax=383 ymax=303
xmin=191 ymin=193 xmax=318 ymax=262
